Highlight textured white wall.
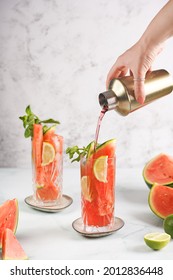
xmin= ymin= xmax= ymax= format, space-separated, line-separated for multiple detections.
xmin=0 ymin=0 xmax=173 ymax=168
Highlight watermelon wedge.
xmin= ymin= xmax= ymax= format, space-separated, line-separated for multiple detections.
xmin=32 ymin=124 xmax=44 ymax=185
xmin=143 ymin=153 xmax=173 ymax=188
xmin=149 ymin=184 xmax=173 ymax=219
xmin=0 ymin=199 xmax=18 ymax=248
xmin=94 ymin=139 xmax=116 ymax=159
xmin=2 ymin=228 xmax=28 ymax=260
xmin=32 ymin=124 xmax=43 ymax=167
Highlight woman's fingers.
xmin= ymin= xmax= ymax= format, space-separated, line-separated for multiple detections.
xmin=133 ymin=76 xmax=146 ymax=104
xmin=106 ymin=64 xmax=128 ymax=89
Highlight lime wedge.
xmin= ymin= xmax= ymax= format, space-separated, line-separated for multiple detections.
xmin=36 ymin=185 xmax=44 ymax=189
xmin=43 ymin=125 xmax=56 ymax=135
xmin=42 ymin=142 xmax=55 ymax=166
xmin=93 ymin=156 xmax=108 ymax=183
xmin=144 ymin=232 xmax=171 ymax=250
xmin=81 ymin=176 xmax=92 ymax=202
xmin=87 ymin=141 xmax=95 ymax=158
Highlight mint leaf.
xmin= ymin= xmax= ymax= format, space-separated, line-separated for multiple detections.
xmin=19 ymin=105 xmax=60 ymax=138
xmin=41 ymin=118 xmax=60 ymax=124
xmin=24 ymin=125 xmax=33 ymax=138
xmin=25 ymin=105 xmax=32 ymax=115
xmin=66 ymin=142 xmax=94 ymax=163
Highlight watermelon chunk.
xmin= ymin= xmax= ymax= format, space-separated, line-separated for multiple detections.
xmin=2 ymin=228 xmax=28 ymax=260
xmin=0 ymin=199 xmax=18 ymax=248
xmin=32 ymin=124 xmax=43 ymax=167
xmin=36 ymin=182 xmax=59 ymax=201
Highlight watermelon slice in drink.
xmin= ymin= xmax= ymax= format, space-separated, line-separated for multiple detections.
xmin=32 ymin=124 xmax=44 ymax=185
xmin=36 ymin=182 xmax=59 ymax=201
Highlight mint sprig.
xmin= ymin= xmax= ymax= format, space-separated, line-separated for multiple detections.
xmin=19 ymin=105 xmax=60 ymax=138
xmin=66 ymin=142 xmax=95 ymax=162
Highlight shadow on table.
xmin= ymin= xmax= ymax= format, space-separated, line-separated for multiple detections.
xmin=118 ymin=188 xmax=148 ymax=205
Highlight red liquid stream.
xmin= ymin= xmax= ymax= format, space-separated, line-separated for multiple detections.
xmin=94 ymin=106 xmax=108 ymax=150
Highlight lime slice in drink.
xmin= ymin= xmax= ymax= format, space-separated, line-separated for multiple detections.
xmin=87 ymin=141 xmax=95 ymax=159
xmin=93 ymin=156 xmax=108 ymax=183
xmin=36 ymin=185 xmax=44 ymax=189
xmin=81 ymin=176 xmax=92 ymax=202
xmin=42 ymin=142 xmax=55 ymax=166
xmin=144 ymin=232 xmax=171 ymax=250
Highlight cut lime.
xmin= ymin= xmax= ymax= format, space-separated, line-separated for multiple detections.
xmin=163 ymin=214 xmax=173 ymax=238
xmin=43 ymin=124 xmax=56 ymax=135
xmin=81 ymin=176 xmax=92 ymax=202
xmin=144 ymin=232 xmax=171 ymax=250
xmin=36 ymin=185 xmax=44 ymax=189
xmin=87 ymin=141 xmax=95 ymax=158
xmin=93 ymin=156 xmax=108 ymax=183
xmin=42 ymin=142 xmax=55 ymax=166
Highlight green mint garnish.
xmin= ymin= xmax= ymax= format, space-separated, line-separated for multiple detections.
xmin=19 ymin=105 xmax=60 ymax=138
xmin=66 ymin=141 xmax=95 ymax=162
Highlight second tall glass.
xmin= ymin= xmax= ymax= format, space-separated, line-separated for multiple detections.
xmin=80 ymin=155 xmax=116 ymax=232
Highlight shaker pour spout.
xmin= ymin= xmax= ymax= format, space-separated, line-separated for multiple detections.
xmin=99 ymin=90 xmax=118 ymax=111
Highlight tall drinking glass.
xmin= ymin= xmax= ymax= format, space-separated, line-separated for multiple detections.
xmin=80 ymin=155 xmax=115 ymax=232
xmin=32 ymin=124 xmax=63 ymax=206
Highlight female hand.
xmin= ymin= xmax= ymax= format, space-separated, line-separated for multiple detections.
xmin=106 ymin=41 xmax=163 ymax=104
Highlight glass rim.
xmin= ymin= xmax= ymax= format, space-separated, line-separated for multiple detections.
xmin=80 ymin=155 xmax=116 ymax=161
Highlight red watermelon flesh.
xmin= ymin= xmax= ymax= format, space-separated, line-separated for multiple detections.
xmin=2 ymin=228 xmax=28 ymax=260
xmin=94 ymin=139 xmax=116 ymax=159
xmin=149 ymin=184 xmax=173 ymax=219
xmin=143 ymin=153 xmax=173 ymax=188
xmin=32 ymin=124 xmax=43 ymax=168
xmin=36 ymin=183 xmax=60 ymax=201
xmin=0 ymin=199 xmax=18 ymax=248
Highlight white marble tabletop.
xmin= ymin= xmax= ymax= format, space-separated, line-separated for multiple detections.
xmin=0 ymin=167 xmax=172 ymax=260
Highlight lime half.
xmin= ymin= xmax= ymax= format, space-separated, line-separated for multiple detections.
xmin=42 ymin=142 xmax=55 ymax=166
xmin=144 ymin=232 xmax=171 ymax=250
xmin=93 ymin=156 xmax=108 ymax=183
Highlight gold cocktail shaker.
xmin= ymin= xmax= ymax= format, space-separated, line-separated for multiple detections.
xmin=99 ymin=69 xmax=173 ymax=116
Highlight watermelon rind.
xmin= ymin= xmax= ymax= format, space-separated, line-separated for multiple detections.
xmin=94 ymin=139 xmax=116 ymax=158
xmin=143 ymin=153 xmax=173 ymax=188
xmin=0 ymin=198 xmax=19 ymax=249
xmin=148 ymin=184 xmax=173 ymax=219
xmin=96 ymin=138 xmax=116 ymax=151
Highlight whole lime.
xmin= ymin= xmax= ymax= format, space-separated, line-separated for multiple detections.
xmin=163 ymin=214 xmax=173 ymax=238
